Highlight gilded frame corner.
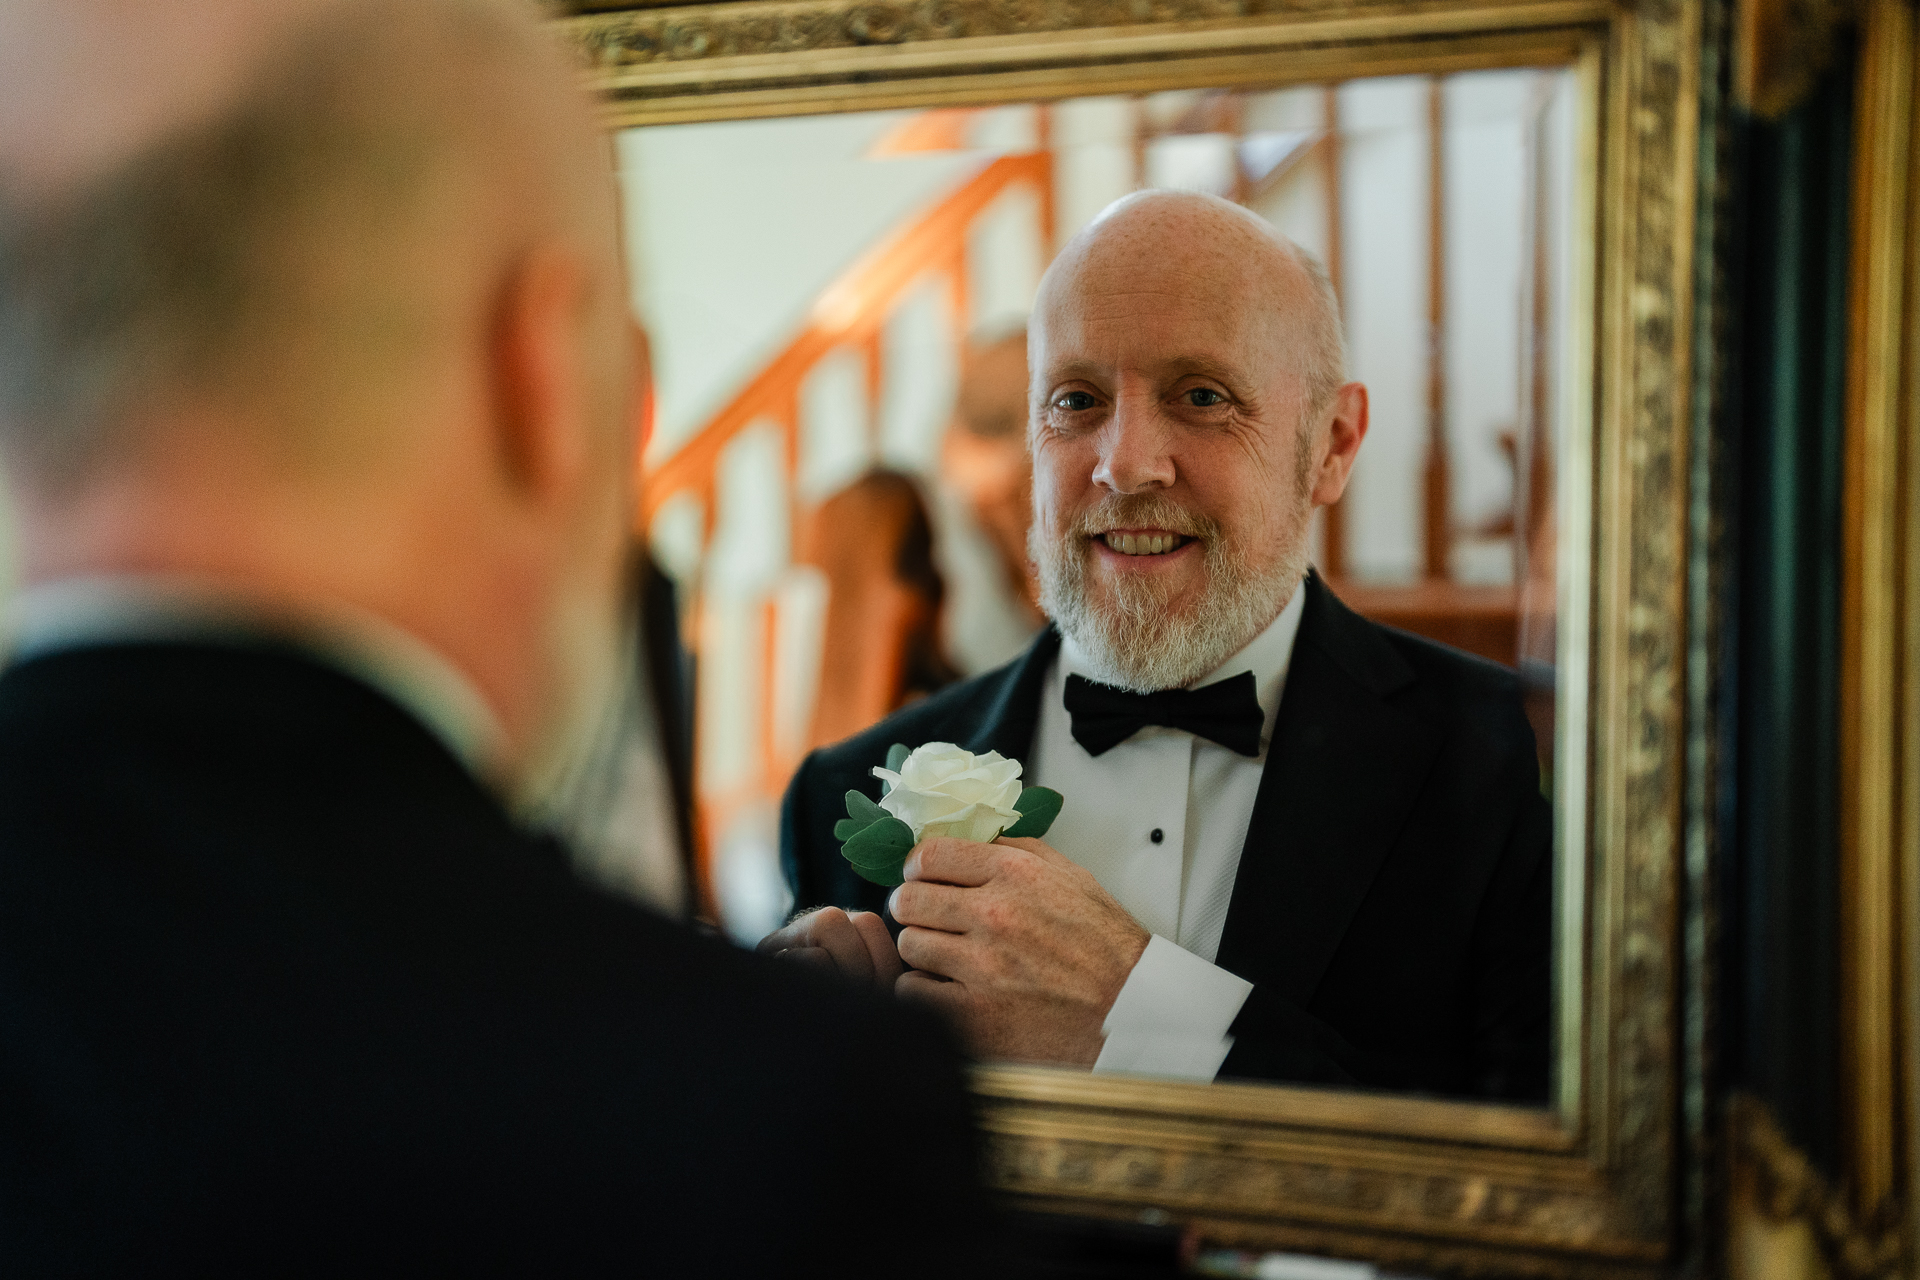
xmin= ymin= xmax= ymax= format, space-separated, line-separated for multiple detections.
xmin=568 ymin=0 xmax=1706 ymax=1271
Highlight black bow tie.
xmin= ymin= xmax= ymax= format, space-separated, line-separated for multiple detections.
xmin=1063 ymin=671 xmax=1264 ymax=758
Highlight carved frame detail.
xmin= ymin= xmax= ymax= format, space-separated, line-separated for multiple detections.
xmin=565 ymin=0 xmax=1706 ymax=1273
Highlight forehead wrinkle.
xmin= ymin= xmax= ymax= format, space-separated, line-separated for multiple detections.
xmin=1040 ymin=351 xmax=1250 ymax=382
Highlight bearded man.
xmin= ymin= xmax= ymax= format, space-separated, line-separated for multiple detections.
xmin=771 ymin=190 xmax=1551 ymax=1101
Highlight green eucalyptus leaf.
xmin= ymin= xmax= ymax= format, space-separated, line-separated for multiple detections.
xmin=851 ymin=859 xmax=907 ymax=888
xmin=886 ymin=742 xmax=911 ymax=773
xmin=833 ymin=816 xmax=878 ymax=842
xmin=844 ymin=790 xmax=886 ymax=825
xmin=841 ymin=816 xmax=914 ymax=870
xmin=1001 ymin=786 xmax=1064 ymax=839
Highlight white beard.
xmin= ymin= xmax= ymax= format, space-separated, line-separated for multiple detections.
xmin=1033 ymin=491 xmax=1308 ymax=693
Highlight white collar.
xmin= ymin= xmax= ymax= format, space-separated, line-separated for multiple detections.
xmin=1058 ymin=578 xmax=1308 ymax=749
xmin=8 ymin=574 xmax=507 ymax=782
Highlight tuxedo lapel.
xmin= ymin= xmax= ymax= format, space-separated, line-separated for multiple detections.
xmin=1214 ymin=575 xmax=1442 ymax=1005
xmin=961 ymin=626 xmax=1061 ymax=764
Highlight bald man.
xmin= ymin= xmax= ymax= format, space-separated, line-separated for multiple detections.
xmin=774 ymin=191 xmax=1552 ymax=1101
xmin=0 ymin=1 xmax=991 ymax=1272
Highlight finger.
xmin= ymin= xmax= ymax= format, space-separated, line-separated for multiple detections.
xmin=755 ymin=906 xmax=834 ymax=955
xmin=896 ymin=924 xmax=971 ymax=980
xmin=886 ymin=881 xmax=978 ymax=934
xmin=781 ymin=906 xmax=875 ymax=982
xmin=994 ymin=836 xmax=1067 ymax=866
xmin=848 ymin=910 xmax=904 ymax=985
xmin=903 ymin=837 xmax=1005 ymax=888
xmin=810 ymin=907 xmax=878 ymax=982
xmin=775 ymin=946 xmax=836 ymax=971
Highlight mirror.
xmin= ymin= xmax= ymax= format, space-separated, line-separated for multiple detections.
xmin=621 ymin=66 xmax=1587 ymax=1102
xmin=567 ymin=0 xmax=1700 ymax=1268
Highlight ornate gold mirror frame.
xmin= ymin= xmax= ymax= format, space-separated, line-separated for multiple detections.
xmin=562 ymin=0 xmax=1705 ymax=1272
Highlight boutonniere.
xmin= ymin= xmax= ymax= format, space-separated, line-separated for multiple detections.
xmin=835 ymin=742 xmax=1064 ymax=887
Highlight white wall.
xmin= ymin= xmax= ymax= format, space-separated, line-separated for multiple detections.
xmin=1338 ymin=76 xmax=1431 ymax=583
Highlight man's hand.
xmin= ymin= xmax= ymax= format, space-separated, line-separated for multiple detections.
xmin=888 ymin=837 xmax=1150 ymax=1067
xmin=756 ymin=907 xmax=903 ymax=991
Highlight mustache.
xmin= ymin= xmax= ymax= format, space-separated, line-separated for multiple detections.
xmin=1066 ymin=493 xmax=1222 ymax=542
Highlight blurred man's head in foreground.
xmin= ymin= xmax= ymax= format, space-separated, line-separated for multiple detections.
xmin=0 ymin=0 xmax=645 ymax=800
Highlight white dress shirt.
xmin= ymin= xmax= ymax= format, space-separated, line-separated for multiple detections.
xmin=1029 ymin=581 xmax=1307 ymax=1081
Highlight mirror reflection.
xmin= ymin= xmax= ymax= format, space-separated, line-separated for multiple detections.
xmin=622 ymin=68 xmax=1580 ymax=1100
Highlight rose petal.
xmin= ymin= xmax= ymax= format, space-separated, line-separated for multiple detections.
xmin=881 ymin=744 xmax=1031 ymax=843
xmin=920 ymin=801 xmax=1020 ymax=844
xmin=879 ymin=787 xmax=968 ymax=833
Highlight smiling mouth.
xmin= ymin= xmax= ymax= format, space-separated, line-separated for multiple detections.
xmin=1098 ymin=531 xmax=1193 ymax=556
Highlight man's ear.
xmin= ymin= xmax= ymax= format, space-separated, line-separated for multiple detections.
xmin=492 ymin=244 xmax=592 ymax=502
xmin=1309 ymin=382 xmax=1369 ymax=508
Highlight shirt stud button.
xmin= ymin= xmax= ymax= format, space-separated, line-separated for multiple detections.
xmin=1149 ymin=828 xmax=1164 ymax=844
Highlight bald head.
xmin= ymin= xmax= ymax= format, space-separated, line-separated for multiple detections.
xmin=1035 ymin=190 xmax=1346 ymax=417
xmin=0 ymin=0 xmax=340 ymax=201
xmin=0 ymin=0 xmax=612 ymax=485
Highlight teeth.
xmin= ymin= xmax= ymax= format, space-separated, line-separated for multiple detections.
xmin=1102 ymin=532 xmax=1183 ymax=556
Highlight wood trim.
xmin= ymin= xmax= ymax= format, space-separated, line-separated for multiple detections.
xmin=1727 ymin=1094 xmax=1907 ymax=1280
xmin=1903 ymin=25 xmax=1920 ymax=1256
xmin=973 ymin=1063 xmax=1579 ymax=1148
xmin=1733 ymin=0 xmax=1859 ymax=117
xmin=567 ymin=1 xmax=1609 ymax=127
xmin=1841 ymin=0 xmax=1919 ymax=1250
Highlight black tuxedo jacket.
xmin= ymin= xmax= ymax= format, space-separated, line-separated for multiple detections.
xmin=0 ymin=643 xmax=994 ymax=1275
xmin=783 ymin=574 xmax=1552 ymax=1101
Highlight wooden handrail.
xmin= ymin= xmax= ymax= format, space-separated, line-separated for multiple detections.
xmin=637 ymin=151 xmax=1054 ymax=534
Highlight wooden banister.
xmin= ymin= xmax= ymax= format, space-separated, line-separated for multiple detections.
xmin=638 ymin=151 xmax=1054 ymax=536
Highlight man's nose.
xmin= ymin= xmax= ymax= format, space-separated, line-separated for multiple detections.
xmin=1090 ymin=395 xmax=1175 ymax=494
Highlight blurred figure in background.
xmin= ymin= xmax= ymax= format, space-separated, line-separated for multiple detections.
xmin=799 ymin=469 xmax=958 ymax=751
xmin=938 ymin=327 xmax=1048 ymax=673
xmin=0 ymin=0 xmax=991 ymax=1272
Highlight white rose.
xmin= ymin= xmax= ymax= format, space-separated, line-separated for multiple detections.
xmin=872 ymin=742 xmax=1025 ymax=844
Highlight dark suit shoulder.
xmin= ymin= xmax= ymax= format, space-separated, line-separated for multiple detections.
xmin=1375 ymin=621 xmax=1525 ymax=701
xmin=1306 ymin=579 xmax=1536 ymax=763
xmin=1375 ymin=619 xmax=1528 ymax=715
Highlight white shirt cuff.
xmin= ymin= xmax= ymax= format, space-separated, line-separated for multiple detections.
xmin=1093 ymin=934 xmax=1254 ymax=1082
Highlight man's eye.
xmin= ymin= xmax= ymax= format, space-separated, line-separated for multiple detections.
xmin=1184 ymin=388 xmax=1227 ymax=407
xmin=1053 ymin=391 xmax=1098 ymax=412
